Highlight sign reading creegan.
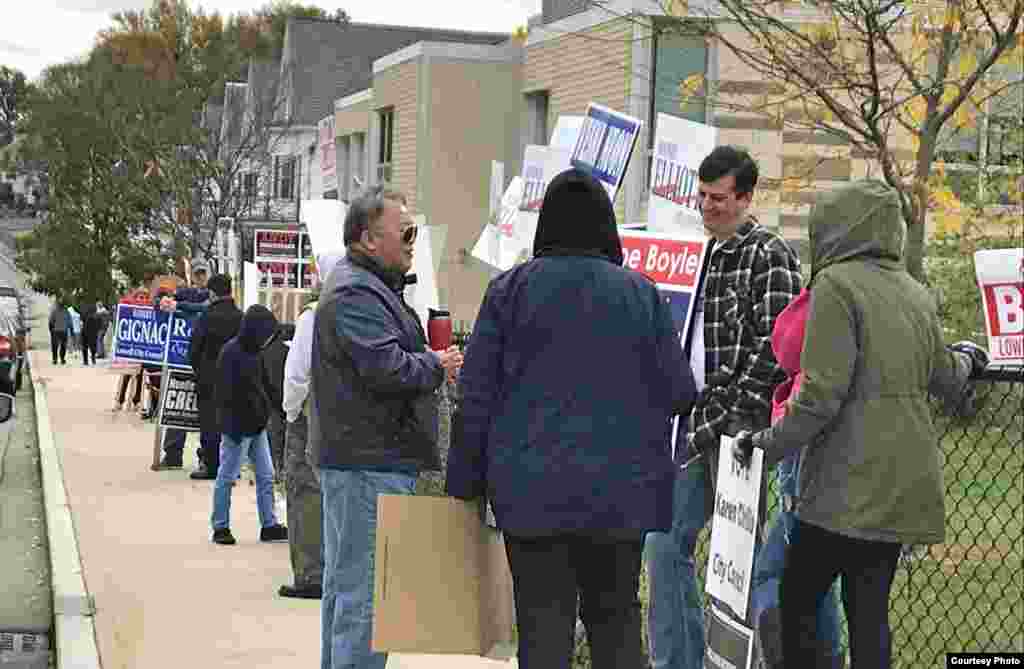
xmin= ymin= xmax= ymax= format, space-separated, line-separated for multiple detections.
xmin=159 ymin=371 xmax=200 ymax=432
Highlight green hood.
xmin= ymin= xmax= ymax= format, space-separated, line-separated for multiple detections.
xmin=809 ymin=179 xmax=905 ymax=281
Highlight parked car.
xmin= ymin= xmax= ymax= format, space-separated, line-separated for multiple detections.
xmin=0 ymin=285 xmax=28 ymax=335
xmin=0 ymin=311 xmax=23 ymax=395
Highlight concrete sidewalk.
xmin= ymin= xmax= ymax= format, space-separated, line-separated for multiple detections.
xmin=31 ymin=348 xmax=514 ymax=669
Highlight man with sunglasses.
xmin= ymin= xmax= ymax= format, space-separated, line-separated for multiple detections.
xmin=644 ymin=146 xmax=805 ymax=669
xmin=311 ymin=185 xmax=462 ymax=669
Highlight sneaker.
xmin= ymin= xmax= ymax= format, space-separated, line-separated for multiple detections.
xmin=111 ymin=401 xmax=123 ymax=412
xmin=259 ymin=524 xmax=288 ymax=542
xmin=278 ymin=583 xmax=322 ymax=599
xmin=153 ymin=457 xmax=183 ymax=470
xmin=190 ymin=465 xmax=217 ymax=481
xmin=212 ymin=528 xmax=236 ymax=545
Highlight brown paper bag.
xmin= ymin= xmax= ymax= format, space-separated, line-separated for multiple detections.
xmin=372 ymin=495 xmax=516 ymax=658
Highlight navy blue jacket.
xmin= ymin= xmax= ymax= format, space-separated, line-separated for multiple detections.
xmin=215 ymin=305 xmax=278 ymax=438
xmin=311 ymin=252 xmax=444 ymax=473
xmin=446 ymin=255 xmax=697 ymax=538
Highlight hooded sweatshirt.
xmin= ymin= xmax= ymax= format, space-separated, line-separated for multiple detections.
xmin=215 ymin=305 xmax=279 ymax=438
xmin=447 ymin=168 xmax=696 ymax=537
xmin=754 ymin=179 xmax=972 ymax=544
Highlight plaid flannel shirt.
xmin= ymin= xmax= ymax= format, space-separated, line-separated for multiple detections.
xmin=687 ymin=216 xmax=802 ymax=456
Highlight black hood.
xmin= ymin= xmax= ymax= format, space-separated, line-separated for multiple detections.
xmin=533 ymin=168 xmax=623 ymax=265
xmin=238 ymin=304 xmax=279 ymax=353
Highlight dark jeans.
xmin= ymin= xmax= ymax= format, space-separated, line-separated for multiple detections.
xmin=82 ymin=333 xmax=98 ymax=365
xmin=50 ymin=331 xmax=68 ymax=363
xmin=504 ymin=534 xmax=645 ymax=669
xmin=116 ymin=371 xmax=144 ymax=406
xmin=781 ymin=519 xmax=902 ymax=669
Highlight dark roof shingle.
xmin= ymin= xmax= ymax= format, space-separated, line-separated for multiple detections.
xmin=282 ymin=18 xmax=509 ymax=125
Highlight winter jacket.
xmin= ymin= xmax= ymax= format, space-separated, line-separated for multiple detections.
xmin=447 ymin=168 xmax=697 ymax=538
xmin=49 ymin=306 xmax=69 ymax=333
xmin=752 ymin=180 xmax=972 ymax=545
xmin=190 ymin=296 xmax=243 ymax=434
xmin=261 ymin=322 xmax=296 ymax=414
xmin=311 ymin=250 xmax=444 ymax=474
xmin=215 ymin=305 xmax=278 ymax=438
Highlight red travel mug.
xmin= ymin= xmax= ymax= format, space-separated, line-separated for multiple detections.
xmin=427 ymin=308 xmax=453 ymax=351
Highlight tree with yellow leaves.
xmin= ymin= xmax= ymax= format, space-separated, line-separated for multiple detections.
xmin=665 ymin=0 xmax=1022 ymax=282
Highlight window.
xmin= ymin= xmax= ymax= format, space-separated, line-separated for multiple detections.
xmin=274 ymin=156 xmax=296 ymax=200
xmin=646 ymin=26 xmax=709 ymax=191
xmin=525 ymin=91 xmax=550 ymax=146
xmin=934 ymin=62 xmax=1022 ymax=206
xmin=243 ymin=173 xmax=258 ymax=198
xmin=651 ymin=28 xmax=708 ymax=128
xmin=377 ymin=108 xmax=394 ymax=184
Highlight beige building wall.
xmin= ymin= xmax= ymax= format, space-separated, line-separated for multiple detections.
xmin=373 ymin=61 xmax=421 ymax=215
xmin=427 ymin=58 xmax=524 ymax=324
xmin=335 ymin=98 xmax=371 ymax=137
xmin=524 ymin=18 xmax=635 ymax=221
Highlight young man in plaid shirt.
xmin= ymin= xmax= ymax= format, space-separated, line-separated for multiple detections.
xmin=645 ymin=146 xmax=802 ymax=669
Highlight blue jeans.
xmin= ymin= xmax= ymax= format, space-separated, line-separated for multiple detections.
xmin=752 ymin=456 xmax=842 ymax=665
xmin=645 ymin=456 xmax=843 ymax=669
xmin=210 ymin=431 xmax=278 ymax=531
xmin=644 ymin=459 xmax=711 ymax=669
xmin=320 ymin=470 xmax=416 ymax=669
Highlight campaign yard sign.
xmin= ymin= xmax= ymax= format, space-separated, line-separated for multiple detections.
xmin=705 ymin=604 xmax=754 ymax=669
xmin=159 ymin=371 xmax=200 ymax=431
xmin=570 ymin=103 xmax=642 ymax=204
xmin=113 ymin=304 xmax=193 ymax=369
xmin=648 ymin=113 xmax=719 ymax=237
xmin=520 ymin=145 xmax=551 ymax=213
xmin=621 ymin=231 xmax=709 ymax=347
xmin=706 ymin=437 xmax=764 ymax=620
xmin=975 ymin=248 xmax=1023 ymax=367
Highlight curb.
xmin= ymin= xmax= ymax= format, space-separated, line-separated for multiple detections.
xmin=30 ymin=351 xmax=103 ymax=669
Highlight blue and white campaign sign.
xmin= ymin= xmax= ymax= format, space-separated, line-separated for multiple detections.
xmin=113 ymin=304 xmax=193 ymax=369
xmin=570 ymin=103 xmax=642 ymax=204
xmin=648 ymin=113 xmax=719 ymax=237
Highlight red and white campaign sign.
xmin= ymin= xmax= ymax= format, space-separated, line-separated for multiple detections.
xmin=621 ymin=231 xmax=709 ymax=347
xmin=975 ymin=248 xmax=1023 ymax=366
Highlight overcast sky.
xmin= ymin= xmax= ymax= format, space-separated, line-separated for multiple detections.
xmin=2 ymin=0 xmax=542 ymax=80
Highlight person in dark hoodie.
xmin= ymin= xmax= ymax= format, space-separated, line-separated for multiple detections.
xmin=446 ymin=169 xmax=697 ymax=669
xmin=210 ymin=304 xmax=288 ymax=545
xmin=188 ymin=274 xmax=243 ymax=480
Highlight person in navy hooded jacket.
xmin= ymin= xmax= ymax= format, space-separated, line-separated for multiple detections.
xmin=446 ymin=168 xmax=697 ymax=669
xmin=210 ymin=303 xmax=288 ymax=545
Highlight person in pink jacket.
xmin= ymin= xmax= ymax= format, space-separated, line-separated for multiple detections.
xmin=750 ymin=288 xmax=842 ymax=669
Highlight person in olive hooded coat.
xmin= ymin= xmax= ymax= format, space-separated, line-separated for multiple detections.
xmin=733 ymin=179 xmax=984 ymax=669
xmin=447 ymin=168 xmax=697 ymax=669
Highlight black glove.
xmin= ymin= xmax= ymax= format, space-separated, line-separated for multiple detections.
xmin=949 ymin=341 xmax=989 ymax=378
xmin=732 ymin=430 xmax=755 ymax=468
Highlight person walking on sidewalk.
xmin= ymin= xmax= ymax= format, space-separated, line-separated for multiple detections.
xmin=66 ymin=305 xmax=81 ymax=354
xmin=188 ymin=274 xmax=243 ymax=480
xmin=278 ymin=252 xmax=342 ymax=601
xmin=312 ymin=186 xmax=462 ymax=669
xmin=80 ymin=302 xmax=101 ymax=366
xmin=210 ymin=304 xmax=288 ymax=546
xmin=95 ymin=302 xmax=110 ymax=359
xmin=48 ymin=301 xmax=69 ymax=365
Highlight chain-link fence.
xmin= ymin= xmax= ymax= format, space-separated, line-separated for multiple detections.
xmin=680 ymin=366 xmax=1023 ymax=668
